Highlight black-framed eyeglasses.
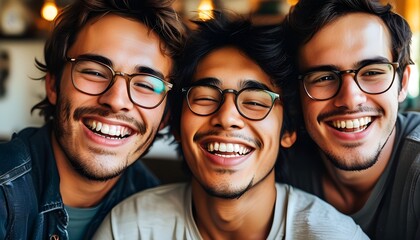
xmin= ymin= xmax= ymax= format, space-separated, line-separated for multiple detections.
xmin=182 ymin=85 xmax=281 ymax=121
xmin=67 ymin=58 xmax=173 ymax=109
xmin=298 ymin=62 xmax=399 ymax=101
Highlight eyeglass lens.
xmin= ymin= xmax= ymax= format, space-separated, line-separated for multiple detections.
xmin=185 ymin=85 xmax=276 ymax=120
xmin=71 ymin=59 xmax=169 ymax=108
xmin=302 ymin=63 xmax=396 ymax=100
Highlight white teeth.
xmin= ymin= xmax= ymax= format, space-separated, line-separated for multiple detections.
xmin=87 ymin=120 xmax=132 ymax=137
xmin=96 ymin=122 xmax=102 ymax=132
xmin=219 ymin=143 xmax=227 ymax=152
xmin=345 ymin=120 xmax=353 ymax=128
xmin=100 ymin=124 xmax=109 ymax=134
xmin=206 ymin=142 xmax=251 ymax=155
xmin=209 ymin=143 xmax=214 ymax=152
xmin=332 ymin=117 xmax=372 ymax=129
xmin=109 ymin=126 xmax=116 ymax=135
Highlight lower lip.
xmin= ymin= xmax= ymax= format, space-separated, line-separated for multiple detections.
xmin=83 ymin=124 xmax=130 ymax=147
xmin=202 ymin=148 xmax=251 ymax=167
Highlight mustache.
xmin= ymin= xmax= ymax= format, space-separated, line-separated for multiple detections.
xmin=317 ymin=106 xmax=384 ymax=122
xmin=73 ymin=107 xmax=147 ymax=134
xmin=193 ymin=130 xmax=262 ymax=149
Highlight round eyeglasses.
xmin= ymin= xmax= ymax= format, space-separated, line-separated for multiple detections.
xmin=182 ymin=85 xmax=281 ymax=121
xmin=298 ymin=62 xmax=399 ymax=101
xmin=67 ymin=58 xmax=173 ymax=109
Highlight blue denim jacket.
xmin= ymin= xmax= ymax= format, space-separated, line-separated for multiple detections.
xmin=0 ymin=123 xmax=160 ymax=239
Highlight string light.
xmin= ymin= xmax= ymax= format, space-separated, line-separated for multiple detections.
xmin=41 ymin=0 xmax=58 ymax=21
xmin=198 ymin=0 xmax=214 ymax=20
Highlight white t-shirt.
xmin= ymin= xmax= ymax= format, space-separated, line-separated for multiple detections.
xmin=93 ymin=183 xmax=368 ymax=240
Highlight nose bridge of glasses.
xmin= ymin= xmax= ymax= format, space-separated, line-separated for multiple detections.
xmin=214 ymin=89 xmax=240 ymax=113
xmin=221 ymin=88 xmax=239 ymax=95
xmin=338 ymin=69 xmax=357 ymax=79
xmin=114 ymin=71 xmax=130 ymax=81
xmin=102 ymin=71 xmax=132 ymax=97
xmin=220 ymin=89 xmax=239 ymax=105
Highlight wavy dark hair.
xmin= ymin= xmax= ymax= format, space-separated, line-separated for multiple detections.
xmin=31 ymin=0 xmax=187 ymax=122
xmin=169 ymin=11 xmax=299 ymax=141
xmin=282 ymin=0 xmax=413 ymax=87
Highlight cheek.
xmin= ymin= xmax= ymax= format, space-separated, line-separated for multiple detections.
xmin=144 ymin=104 xmax=166 ymax=128
xmin=180 ymin=106 xmax=198 ymax=144
xmin=261 ymin=108 xmax=283 ymax=145
xmin=301 ymin=102 xmax=314 ymax=121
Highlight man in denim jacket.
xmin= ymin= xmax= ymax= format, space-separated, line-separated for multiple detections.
xmin=0 ymin=0 xmax=186 ymax=239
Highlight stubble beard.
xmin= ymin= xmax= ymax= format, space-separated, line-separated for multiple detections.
xmin=321 ymin=125 xmax=395 ymax=171
xmin=198 ymin=167 xmax=274 ymax=199
xmin=53 ymin=97 xmax=129 ymax=182
xmin=322 ymin=147 xmax=380 ymax=171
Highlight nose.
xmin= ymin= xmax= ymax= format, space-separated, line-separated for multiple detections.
xmin=210 ymin=94 xmax=245 ymax=130
xmin=332 ymin=74 xmax=367 ymax=109
xmin=98 ymin=75 xmax=134 ymax=112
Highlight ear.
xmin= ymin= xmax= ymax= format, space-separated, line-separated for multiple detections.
xmin=45 ymin=73 xmax=57 ymax=105
xmin=280 ymin=130 xmax=297 ymax=148
xmin=398 ymin=65 xmax=411 ymax=103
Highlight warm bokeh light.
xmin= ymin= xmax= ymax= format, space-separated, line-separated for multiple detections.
xmin=287 ymin=0 xmax=299 ymax=6
xmin=41 ymin=1 xmax=58 ymax=21
xmin=198 ymin=0 xmax=214 ymax=20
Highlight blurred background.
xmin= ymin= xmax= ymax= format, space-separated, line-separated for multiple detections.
xmin=0 ymin=0 xmax=419 ymax=160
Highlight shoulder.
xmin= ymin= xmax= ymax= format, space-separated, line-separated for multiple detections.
xmin=276 ymin=184 xmax=368 ymax=239
xmin=276 ymin=183 xmax=327 ymax=208
xmin=0 ymin=135 xmax=31 ymax=182
xmin=96 ymin=183 xmax=192 ymax=239
xmin=110 ymin=183 xmax=190 ymax=224
xmin=276 ymin=183 xmax=335 ymax=214
xmin=398 ymin=112 xmax=420 ymax=141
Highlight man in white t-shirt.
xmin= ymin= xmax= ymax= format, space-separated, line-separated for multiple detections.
xmin=94 ymin=11 xmax=368 ymax=240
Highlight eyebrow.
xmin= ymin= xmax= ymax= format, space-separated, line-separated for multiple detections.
xmin=301 ymin=56 xmax=392 ymax=73
xmin=75 ymin=53 xmax=165 ymax=79
xmin=191 ymin=77 xmax=273 ymax=91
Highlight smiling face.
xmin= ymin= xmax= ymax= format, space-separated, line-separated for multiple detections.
xmin=47 ymin=14 xmax=172 ymax=181
xmin=298 ymin=13 xmax=408 ymax=170
xmin=180 ymin=47 xmax=295 ymax=199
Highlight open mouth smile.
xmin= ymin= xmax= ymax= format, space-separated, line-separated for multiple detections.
xmin=206 ymin=142 xmax=252 ymax=158
xmin=84 ymin=119 xmax=133 ymax=139
xmin=329 ymin=116 xmax=372 ymax=133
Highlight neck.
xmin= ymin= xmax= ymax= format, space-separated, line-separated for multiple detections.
xmin=191 ymin=173 xmax=277 ymax=240
xmin=322 ymin=129 xmax=396 ymax=214
xmin=51 ymin=133 xmax=119 ymax=208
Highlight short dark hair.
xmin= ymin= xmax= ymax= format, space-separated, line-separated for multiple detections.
xmin=282 ymin=0 xmax=413 ymax=88
xmin=31 ymin=0 xmax=187 ymax=121
xmin=170 ymin=11 xmax=299 ymax=138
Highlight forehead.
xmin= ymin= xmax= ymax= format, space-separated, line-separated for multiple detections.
xmin=193 ymin=47 xmax=277 ymax=90
xmin=67 ymin=14 xmax=172 ymax=76
xmin=299 ymin=13 xmax=392 ymax=69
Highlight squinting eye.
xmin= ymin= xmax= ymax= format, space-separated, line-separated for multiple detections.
xmin=131 ymin=76 xmax=166 ymax=94
xmin=242 ymin=100 xmax=271 ymax=109
xmin=305 ymin=72 xmax=339 ymax=87
xmin=133 ymin=82 xmax=155 ymax=91
xmin=81 ymin=69 xmax=107 ymax=78
xmin=310 ymin=75 xmax=336 ymax=84
xmin=190 ymin=96 xmax=219 ymax=106
xmin=77 ymin=68 xmax=111 ymax=83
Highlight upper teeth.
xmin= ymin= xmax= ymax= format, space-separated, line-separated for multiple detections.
xmin=207 ymin=142 xmax=251 ymax=155
xmin=332 ymin=117 xmax=372 ymax=129
xmin=88 ymin=120 xmax=132 ymax=137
